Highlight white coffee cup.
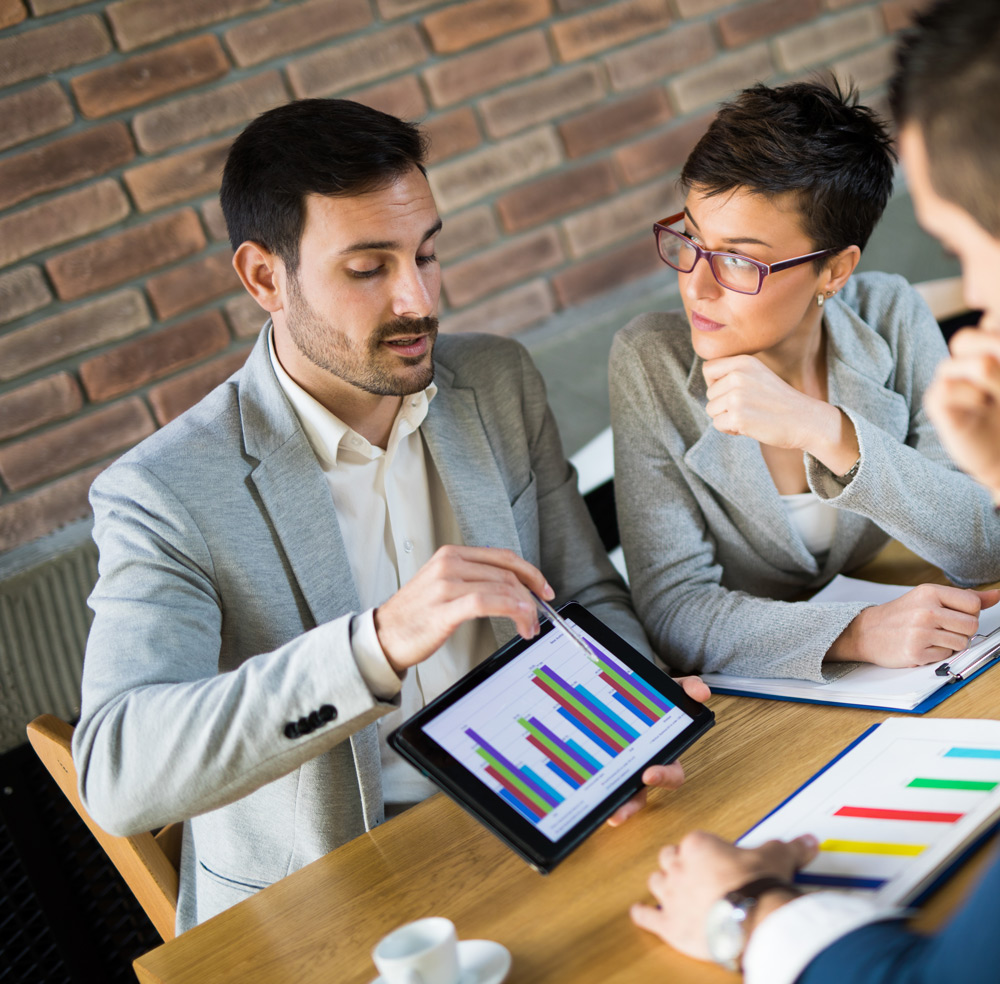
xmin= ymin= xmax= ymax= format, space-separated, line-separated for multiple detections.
xmin=372 ymin=916 xmax=460 ymax=984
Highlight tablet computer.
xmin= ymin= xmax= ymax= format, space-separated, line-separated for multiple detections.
xmin=389 ymin=602 xmax=714 ymax=873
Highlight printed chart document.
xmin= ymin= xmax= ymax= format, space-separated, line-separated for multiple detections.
xmin=739 ymin=717 xmax=1000 ymax=906
xmin=701 ymin=576 xmax=1000 ymax=712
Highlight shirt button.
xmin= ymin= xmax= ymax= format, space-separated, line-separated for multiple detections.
xmin=403 ymin=539 xmax=413 ymax=553
xmin=410 ymin=398 xmax=419 ymax=407
xmin=350 ymin=435 xmax=363 ymax=447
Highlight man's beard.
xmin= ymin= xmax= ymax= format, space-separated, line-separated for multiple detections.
xmin=286 ymin=278 xmax=438 ymax=397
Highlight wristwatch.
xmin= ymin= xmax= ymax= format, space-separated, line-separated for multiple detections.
xmin=705 ymin=876 xmax=798 ymax=972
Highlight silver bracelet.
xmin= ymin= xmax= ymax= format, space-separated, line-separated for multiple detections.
xmin=838 ymin=456 xmax=861 ymax=481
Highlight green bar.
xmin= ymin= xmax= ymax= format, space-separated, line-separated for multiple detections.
xmin=534 ymin=668 xmax=625 ymax=750
xmin=908 ymin=777 xmax=998 ymax=791
xmin=518 ymin=717 xmax=592 ymax=778
xmin=475 ymin=748 xmax=551 ymax=812
xmin=595 ymin=656 xmax=662 ymax=718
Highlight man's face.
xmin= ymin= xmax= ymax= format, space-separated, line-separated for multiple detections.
xmin=901 ymin=123 xmax=1000 ymax=327
xmin=275 ymin=166 xmax=443 ymax=400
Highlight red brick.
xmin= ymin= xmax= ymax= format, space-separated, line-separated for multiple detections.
xmin=0 ymin=266 xmax=52 ymax=327
xmin=883 ymin=0 xmax=926 ymax=33
xmin=833 ymin=39 xmax=895 ymax=93
xmin=0 ymin=82 xmax=74 ymax=154
xmin=0 ymin=14 xmax=110 ymax=88
xmin=424 ymin=108 xmax=481 ymax=165
xmin=108 ymin=0 xmax=269 ymax=52
xmin=0 ymin=290 xmax=149 ymax=381
xmin=559 ymin=87 xmax=672 ymax=159
xmin=146 ymin=250 xmax=239 ymax=319
xmin=718 ymin=0 xmax=822 ymax=48
xmin=441 ymin=279 xmax=555 ymax=336
xmin=0 ymin=374 xmax=83 ymax=442
xmin=436 ymin=206 xmax=498 ymax=264
xmin=552 ymin=234 xmax=660 ymax=307
xmin=826 ymin=0 xmax=866 ymax=6
xmin=0 ymin=0 xmax=26 ymax=29
xmin=669 ymin=43 xmax=775 ymax=115
xmin=0 ymin=180 xmax=130 ymax=270
xmin=496 ymin=160 xmax=617 ymax=233
xmin=202 ymin=198 xmax=230 ymax=242
xmin=132 ymin=72 xmax=288 ymax=154
xmin=71 ymin=36 xmax=230 ymax=119
xmin=79 ymin=312 xmax=230 ymax=402
xmin=350 ymin=75 xmax=427 ymax=121
xmin=424 ymin=31 xmax=550 ymax=108
xmin=375 ymin=0 xmax=439 ymax=16
xmin=480 ymin=66 xmax=605 ymax=139
xmin=46 ymin=210 xmax=206 ymax=302
xmin=775 ymin=9 xmax=883 ymax=72
xmin=563 ymin=181 xmax=680 ymax=258
xmin=0 ymin=398 xmax=154 ymax=492
xmin=555 ymin=0 xmax=607 ymax=10
xmin=225 ymin=293 xmax=265 ymax=338
xmin=148 ymin=345 xmax=251 ymax=424
xmin=674 ymin=0 xmax=730 ymax=13
xmin=552 ymin=0 xmax=672 ymax=62
xmin=614 ymin=110 xmax=714 ymax=185
xmin=29 ymin=0 xmax=93 ymax=11
xmin=224 ymin=0 xmax=372 ymax=67
xmin=0 ymin=464 xmax=103 ymax=552
xmin=443 ymin=229 xmax=562 ymax=307
xmin=287 ymin=24 xmax=426 ymax=99
xmin=0 ymin=123 xmax=135 ymax=212
xmin=605 ymin=22 xmax=716 ymax=92
xmin=429 ymin=128 xmax=563 ymax=214
xmin=124 ymin=138 xmax=231 ymax=212
xmin=424 ymin=0 xmax=551 ymax=55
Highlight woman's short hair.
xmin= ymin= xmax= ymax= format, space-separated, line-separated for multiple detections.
xmin=681 ymin=80 xmax=895 ymax=259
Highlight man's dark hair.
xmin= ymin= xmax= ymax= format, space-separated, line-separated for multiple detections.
xmin=681 ymin=80 xmax=895 ymax=260
xmin=890 ymin=0 xmax=1000 ymax=238
xmin=220 ymin=98 xmax=428 ymax=273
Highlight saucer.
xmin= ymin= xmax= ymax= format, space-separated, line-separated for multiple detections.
xmin=370 ymin=938 xmax=511 ymax=984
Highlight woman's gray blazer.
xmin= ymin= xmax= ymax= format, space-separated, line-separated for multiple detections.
xmin=610 ymin=272 xmax=1000 ymax=682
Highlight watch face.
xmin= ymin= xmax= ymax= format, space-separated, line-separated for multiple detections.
xmin=705 ymin=898 xmax=746 ymax=969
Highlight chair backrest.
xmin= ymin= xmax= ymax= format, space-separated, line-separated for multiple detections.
xmin=26 ymin=714 xmax=180 ymax=942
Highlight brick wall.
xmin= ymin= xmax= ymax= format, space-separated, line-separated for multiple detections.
xmin=0 ymin=0 xmax=928 ymax=554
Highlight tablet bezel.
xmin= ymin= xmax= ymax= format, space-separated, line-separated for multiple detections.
xmin=388 ymin=602 xmax=715 ymax=873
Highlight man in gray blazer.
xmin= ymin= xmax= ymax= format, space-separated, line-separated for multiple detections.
xmin=72 ymin=99 xmax=692 ymax=933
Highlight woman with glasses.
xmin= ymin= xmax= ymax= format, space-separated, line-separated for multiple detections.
xmin=609 ymin=80 xmax=1000 ymax=682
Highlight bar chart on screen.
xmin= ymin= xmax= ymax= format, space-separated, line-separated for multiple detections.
xmin=739 ymin=718 xmax=1000 ymax=906
xmin=422 ymin=622 xmax=692 ymax=841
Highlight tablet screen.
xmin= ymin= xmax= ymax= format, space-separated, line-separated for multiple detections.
xmin=420 ymin=615 xmax=698 ymax=842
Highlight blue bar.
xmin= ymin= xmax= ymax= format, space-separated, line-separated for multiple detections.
xmin=546 ymin=759 xmax=582 ymax=790
xmin=465 ymin=728 xmax=560 ymax=807
xmin=613 ymin=691 xmax=657 ymax=726
xmin=498 ymin=787 xmax=540 ymax=824
xmin=794 ymin=872 xmax=886 ymax=890
xmin=623 ymin=670 xmax=673 ymax=714
xmin=522 ymin=765 xmax=564 ymax=806
xmin=529 ymin=716 xmax=596 ymax=774
xmin=557 ymin=707 xmax=620 ymax=756
xmin=543 ymin=665 xmax=634 ymax=745
xmin=575 ymin=684 xmax=639 ymax=742
xmin=566 ymin=739 xmax=602 ymax=773
xmin=945 ymin=747 xmax=1000 ymax=759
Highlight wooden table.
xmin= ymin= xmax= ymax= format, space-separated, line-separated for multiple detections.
xmin=133 ymin=544 xmax=1000 ymax=984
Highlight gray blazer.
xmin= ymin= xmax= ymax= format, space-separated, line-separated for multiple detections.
xmin=74 ymin=327 xmax=646 ymax=933
xmin=609 ymin=272 xmax=1000 ymax=682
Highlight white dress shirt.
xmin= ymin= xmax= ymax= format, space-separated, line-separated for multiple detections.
xmin=268 ymin=331 xmax=496 ymax=805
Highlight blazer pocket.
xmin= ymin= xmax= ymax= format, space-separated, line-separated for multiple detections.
xmin=198 ymin=859 xmax=271 ymax=894
xmin=510 ymin=471 xmax=540 ymax=563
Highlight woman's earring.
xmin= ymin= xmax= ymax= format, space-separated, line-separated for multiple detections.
xmin=817 ymin=293 xmax=825 ymax=307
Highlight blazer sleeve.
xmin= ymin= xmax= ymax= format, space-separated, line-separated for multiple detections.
xmin=795 ymin=851 xmax=1000 ymax=984
xmin=73 ymin=461 xmax=397 ymax=838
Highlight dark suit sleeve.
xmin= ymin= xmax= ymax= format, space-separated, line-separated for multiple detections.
xmin=796 ymin=852 xmax=1000 ymax=984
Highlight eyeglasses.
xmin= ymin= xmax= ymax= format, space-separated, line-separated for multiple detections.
xmin=653 ymin=212 xmax=837 ymax=296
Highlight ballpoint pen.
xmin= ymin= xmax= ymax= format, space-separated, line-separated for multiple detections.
xmin=528 ymin=589 xmax=595 ymax=660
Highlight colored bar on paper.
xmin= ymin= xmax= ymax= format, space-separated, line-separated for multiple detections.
xmin=599 ymin=651 xmax=674 ymax=714
xmin=535 ymin=667 xmax=627 ymax=751
xmin=520 ymin=717 xmax=591 ymax=780
xmin=475 ymin=747 xmax=554 ymax=812
xmin=820 ymin=839 xmax=926 ymax=856
xmin=794 ymin=872 xmax=887 ymax=890
xmin=533 ymin=672 xmax=625 ymax=752
xmin=612 ymin=691 xmax=658 ymax=726
xmin=908 ymin=777 xmax=998 ymax=791
xmin=557 ymin=707 xmax=621 ymax=757
xmin=546 ymin=759 xmax=582 ymax=790
xmin=498 ymin=787 xmax=540 ymax=823
xmin=602 ymin=672 xmax=658 ymax=724
xmin=522 ymin=765 xmax=564 ymax=806
xmin=835 ymin=806 xmax=963 ymax=823
xmin=592 ymin=656 xmax=664 ymax=719
xmin=945 ymin=747 xmax=1000 ymax=760
xmin=527 ymin=734 xmax=588 ymax=785
xmin=466 ymin=728 xmax=560 ymax=806
xmin=528 ymin=716 xmax=599 ymax=774
xmin=485 ymin=765 xmax=546 ymax=820
xmin=574 ymin=683 xmax=638 ymax=742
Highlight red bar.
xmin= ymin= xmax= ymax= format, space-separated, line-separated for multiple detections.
xmin=485 ymin=765 xmax=546 ymax=819
xmin=599 ymin=671 xmax=658 ymax=723
xmin=532 ymin=676 xmax=625 ymax=751
xmin=835 ymin=806 xmax=964 ymax=823
xmin=526 ymin=734 xmax=587 ymax=784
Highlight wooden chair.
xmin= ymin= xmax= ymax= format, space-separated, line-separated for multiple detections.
xmin=26 ymin=714 xmax=181 ymax=941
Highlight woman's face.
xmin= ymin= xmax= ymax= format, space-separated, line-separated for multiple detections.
xmin=678 ymin=185 xmax=832 ymax=364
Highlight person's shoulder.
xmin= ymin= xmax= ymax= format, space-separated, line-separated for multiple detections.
xmin=610 ymin=309 xmax=693 ymax=376
xmin=434 ymin=332 xmax=533 ymax=383
xmin=837 ymin=271 xmax=942 ymax=348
